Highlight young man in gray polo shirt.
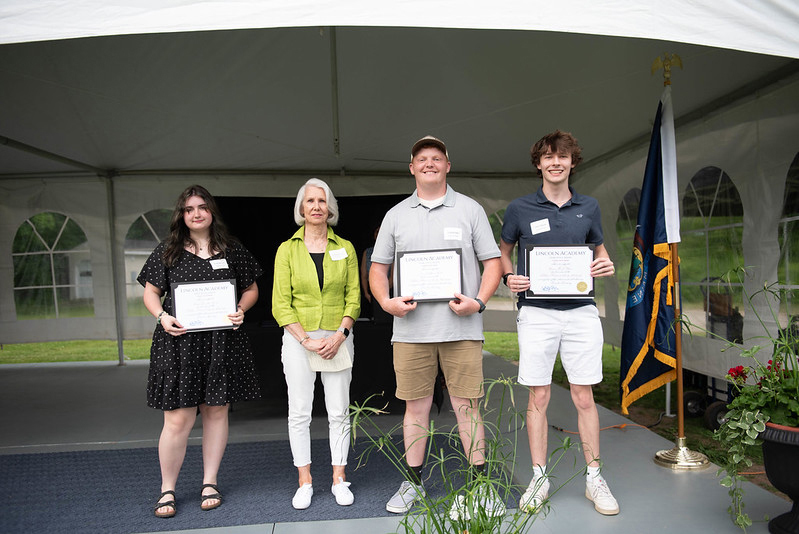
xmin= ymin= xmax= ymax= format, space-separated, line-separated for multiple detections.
xmin=500 ymin=130 xmax=619 ymax=516
xmin=369 ymin=135 xmax=502 ymax=514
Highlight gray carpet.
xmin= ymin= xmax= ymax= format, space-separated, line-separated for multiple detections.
xmin=0 ymin=437 xmax=514 ymax=534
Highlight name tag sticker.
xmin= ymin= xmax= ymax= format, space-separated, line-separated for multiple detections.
xmin=530 ymin=219 xmax=551 ymax=235
xmin=444 ymin=227 xmax=462 ymax=241
xmin=329 ymin=248 xmax=348 ymax=261
xmin=210 ymin=259 xmax=229 ymax=270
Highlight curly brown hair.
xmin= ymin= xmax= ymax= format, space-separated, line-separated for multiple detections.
xmin=530 ymin=130 xmax=583 ymax=179
xmin=162 ymin=185 xmax=237 ymax=267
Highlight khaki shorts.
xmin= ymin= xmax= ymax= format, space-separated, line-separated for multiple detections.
xmin=393 ymin=340 xmax=484 ymax=401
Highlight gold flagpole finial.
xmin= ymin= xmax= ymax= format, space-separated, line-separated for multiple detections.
xmin=651 ymin=53 xmax=683 ymax=86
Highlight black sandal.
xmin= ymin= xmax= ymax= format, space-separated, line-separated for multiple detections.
xmin=201 ymin=483 xmax=223 ymax=511
xmin=154 ymin=490 xmax=176 ymax=518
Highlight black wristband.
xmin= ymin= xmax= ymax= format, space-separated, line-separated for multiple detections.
xmin=337 ymin=327 xmax=350 ymax=338
xmin=502 ymin=272 xmax=513 ymax=286
xmin=474 ymin=297 xmax=486 ymax=313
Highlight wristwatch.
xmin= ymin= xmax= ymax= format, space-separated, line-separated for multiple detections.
xmin=502 ymin=273 xmax=513 ymax=286
xmin=474 ymin=297 xmax=486 ymax=314
xmin=337 ymin=327 xmax=350 ymax=338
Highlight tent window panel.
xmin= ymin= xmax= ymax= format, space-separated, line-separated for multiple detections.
xmin=28 ymin=212 xmax=68 ymax=249
xmin=682 ymin=167 xmax=745 ymax=343
xmin=708 ymin=226 xmax=744 ymax=277
xmin=681 ymin=285 xmax=708 ymax=338
xmin=12 ymin=221 xmax=47 ymax=253
xmin=683 ymin=167 xmax=743 ymax=227
xmin=778 ymin=152 xmax=799 ymax=289
xmin=13 ymin=288 xmax=56 ymax=320
xmin=778 ymin=219 xmax=799 ymax=288
xmin=124 ymin=209 xmax=171 ymax=317
xmin=55 ymin=285 xmax=94 ymax=317
xmin=777 ymin=152 xmax=799 ymax=318
xmin=54 ymin=218 xmax=89 ymax=251
xmin=13 ymin=253 xmax=52 ymax=288
xmin=11 ymin=212 xmax=94 ymax=320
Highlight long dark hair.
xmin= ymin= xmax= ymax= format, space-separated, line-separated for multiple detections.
xmin=162 ymin=185 xmax=237 ymax=267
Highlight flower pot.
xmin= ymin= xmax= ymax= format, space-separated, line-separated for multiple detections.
xmin=761 ymin=422 xmax=799 ymax=534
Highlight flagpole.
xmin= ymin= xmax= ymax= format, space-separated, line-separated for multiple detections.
xmin=653 ymin=242 xmax=708 ymax=468
xmin=652 ymin=55 xmax=709 ymax=469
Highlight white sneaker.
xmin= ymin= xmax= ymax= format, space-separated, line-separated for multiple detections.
xmin=292 ymin=483 xmax=313 ymax=510
xmin=449 ymin=483 xmax=507 ymax=521
xmin=519 ymin=476 xmax=550 ymax=513
xmin=386 ymin=480 xmax=425 ymax=513
xmin=331 ymin=477 xmax=354 ymax=506
xmin=475 ymin=483 xmax=506 ymax=518
xmin=585 ymin=475 xmax=619 ymax=515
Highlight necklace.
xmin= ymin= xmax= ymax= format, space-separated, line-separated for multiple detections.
xmin=188 ymin=239 xmax=211 ymax=253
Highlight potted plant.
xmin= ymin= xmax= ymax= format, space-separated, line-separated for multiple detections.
xmin=351 ymin=377 xmax=584 ymax=534
xmin=714 ymin=278 xmax=799 ymax=532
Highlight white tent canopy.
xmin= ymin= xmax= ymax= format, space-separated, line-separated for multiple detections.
xmin=2 ymin=0 xmax=797 ymax=58
xmin=1 ymin=2 xmax=798 ymax=382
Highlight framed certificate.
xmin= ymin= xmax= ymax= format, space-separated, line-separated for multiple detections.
xmin=525 ymin=244 xmax=594 ymax=299
xmin=396 ymin=248 xmax=463 ymax=302
xmin=171 ymin=279 xmax=237 ymax=331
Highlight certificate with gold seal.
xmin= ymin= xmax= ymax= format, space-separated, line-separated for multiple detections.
xmin=171 ymin=279 xmax=237 ymax=331
xmin=524 ymin=245 xmax=594 ymax=299
xmin=396 ymin=248 xmax=463 ymax=302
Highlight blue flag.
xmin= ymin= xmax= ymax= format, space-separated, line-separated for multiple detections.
xmin=620 ymin=86 xmax=681 ymax=414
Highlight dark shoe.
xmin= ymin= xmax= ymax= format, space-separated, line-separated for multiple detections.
xmin=201 ymin=483 xmax=223 ymax=511
xmin=154 ymin=490 xmax=176 ymax=518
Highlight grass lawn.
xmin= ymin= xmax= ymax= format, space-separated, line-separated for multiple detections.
xmin=0 ymin=339 xmax=151 ymax=364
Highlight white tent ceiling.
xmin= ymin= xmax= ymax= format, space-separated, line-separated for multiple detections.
xmin=1 ymin=1 xmax=797 ymax=180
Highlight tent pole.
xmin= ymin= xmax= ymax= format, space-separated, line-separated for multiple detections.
xmin=328 ymin=27 xmax=341 ymax=159
xmin=104 ymin=176 xmax=126 ymax=366
xmin=0 ymin=135 xmax=107 ymax=174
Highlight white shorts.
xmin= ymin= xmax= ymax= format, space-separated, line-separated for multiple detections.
xmin=516 ymin=305 xmax=603 ymax=386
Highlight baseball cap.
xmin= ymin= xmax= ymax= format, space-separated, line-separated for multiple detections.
xmin=410 ymin=135 xmax=448 ymax=161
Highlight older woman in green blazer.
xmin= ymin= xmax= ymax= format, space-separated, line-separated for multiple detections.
xmin=272 ymin=178 xmax=360 ymax=510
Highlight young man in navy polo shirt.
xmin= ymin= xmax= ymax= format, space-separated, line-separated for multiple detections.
xmin=499 ymin=130 xmax=619 ymax=516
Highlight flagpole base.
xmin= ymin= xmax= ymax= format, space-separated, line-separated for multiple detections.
xmin=654 ymin=437 xmax=710 ymax=470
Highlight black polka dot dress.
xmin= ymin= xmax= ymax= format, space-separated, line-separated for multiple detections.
xmin=137 ymin=242 xmax=264 ymax=410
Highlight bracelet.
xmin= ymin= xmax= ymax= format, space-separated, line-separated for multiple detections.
xmin=502 ymin=273 xmax=513 ymax=286
xmin=156 ymin=310 xmax=166 ymax=325
xmin=300 ymin=335 xmax=310 ymax=345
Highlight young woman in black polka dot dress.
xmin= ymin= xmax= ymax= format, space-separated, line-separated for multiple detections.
xmin=138 ymin=185 xmax=263 ymax=518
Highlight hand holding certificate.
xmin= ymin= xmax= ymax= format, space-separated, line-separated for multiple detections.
xmin=525 ymin=245 xmax=594 ymax=299
xmin=396 ymin=248 xmax=463 ymax=302
xmin=171 ymin=279 xmax=238 ymax=331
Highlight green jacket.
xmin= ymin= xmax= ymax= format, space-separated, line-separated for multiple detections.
xmin=272 ymin=226 xmax=360 ymax=330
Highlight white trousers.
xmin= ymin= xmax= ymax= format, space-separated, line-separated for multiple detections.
xmin=281 ymin=329 xmax=354 ymax=467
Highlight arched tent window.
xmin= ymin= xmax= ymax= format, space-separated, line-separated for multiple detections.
xmin=124 ymin=209 xmax=171 ymax=316
xmin=12 ymin=212 xmax=93 ymax=319
xmin=681 ymin=167 xmax=744 ymax=342
xmin=615 ymin=187 xmax=641 ymax=319
xmin=777 ymin=152 xmax=799 ymax=318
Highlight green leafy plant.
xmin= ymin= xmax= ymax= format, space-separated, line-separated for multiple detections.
xmin=713 ymin=273 xmax=799 ymax=531
xmin=350 ymin=377 xmax=584 ymax=533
